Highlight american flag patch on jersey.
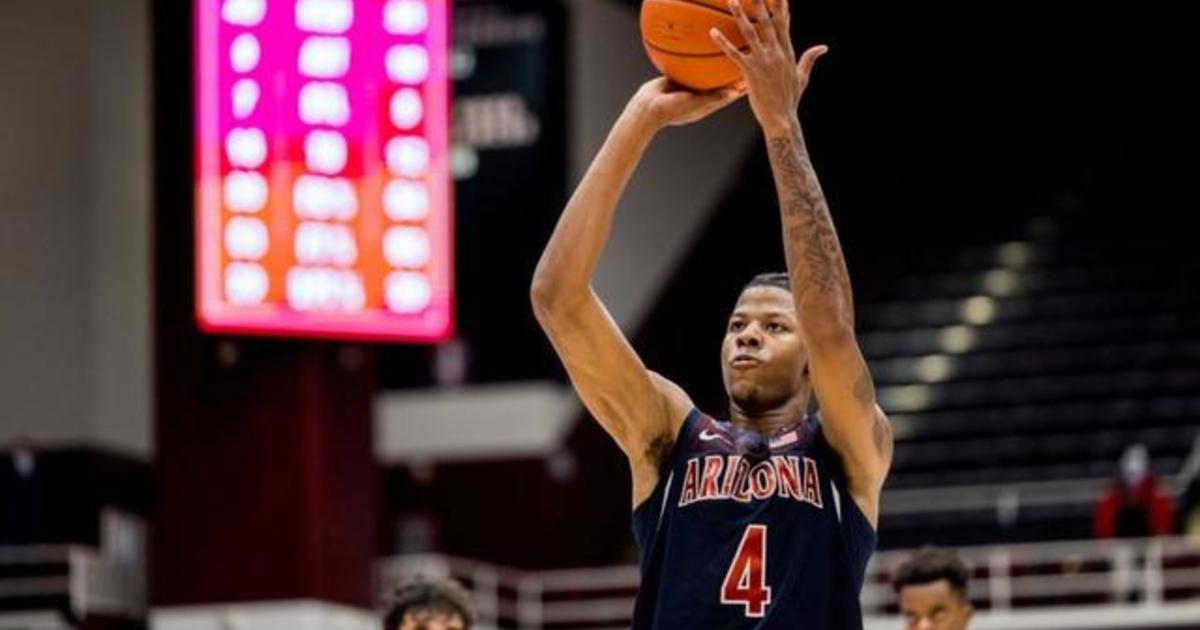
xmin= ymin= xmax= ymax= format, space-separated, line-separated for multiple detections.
xmin=770 ymin=430 xmax=798 ymax=449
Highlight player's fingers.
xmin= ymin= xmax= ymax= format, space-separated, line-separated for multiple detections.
xmin=748 ymin=0 xmax=779 ymax=49
xmin=746 ymin=0 xmax=769 ymax=21
xmin=724 ymin=82 xmax=747 ymax=97
xmin=675 ymin=86 xmax=741 ymax=124
xmin=727 ymin=0 xmax=762 ymax=50
xmin=773 ymin=0 xmax=791 ymax=32
xmin=706 ymin=87 xmax=745 ymax=111
xmin=797 ymin=44 xmax=828 ymax=78
xmin=772 ymin=0 xmax=791 ymax=23
xmin=710 ymin=28 xmax=749 ymax=67
xmin=769 ymin=0 xmax=793 ymax=56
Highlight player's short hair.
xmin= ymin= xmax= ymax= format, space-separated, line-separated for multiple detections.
xmin=892 ymin=547 xmax=971 ymax=601
xmin=382 ymin=575 xmax=475 ymax=630
xmin=743 ymin=272 xmax=791 ymax=293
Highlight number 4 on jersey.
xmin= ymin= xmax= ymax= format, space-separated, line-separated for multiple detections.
xmin=721 ymin=524 xmax=772 ymax=617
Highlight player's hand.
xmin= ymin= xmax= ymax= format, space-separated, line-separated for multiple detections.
xmin=628 ymin=77 xmax=747 ymax=131
xmin=709 ymin=0 xmax=827 ymax=136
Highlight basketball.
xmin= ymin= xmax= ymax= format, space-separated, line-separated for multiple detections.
xmin=640 ymin=0 xmax=755 ymax=91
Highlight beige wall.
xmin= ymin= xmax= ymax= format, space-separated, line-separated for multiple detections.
xmin=0 ymin=0 xmax=151 ymax=458
xmin=570 ymin=0 xmax=757 ymax=328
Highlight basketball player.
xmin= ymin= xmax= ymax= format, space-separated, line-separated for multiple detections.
xmin=531 ymin=0 xmax=891 ymax=626
xmin=382 ymin=576 xmax=474 ymax=630
xmin=893 ymin=547 xmax=974 ymax=630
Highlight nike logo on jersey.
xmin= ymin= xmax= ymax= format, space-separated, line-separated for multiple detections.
xmin=699 ymin=429 xmax=732 ymax=443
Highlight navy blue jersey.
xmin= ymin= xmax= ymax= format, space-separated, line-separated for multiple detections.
xmin=631 ymin=409 xmax=877 ymax=629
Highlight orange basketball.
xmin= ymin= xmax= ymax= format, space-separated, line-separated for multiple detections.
xmin=640 ymin=0 xmax=754 ymax=91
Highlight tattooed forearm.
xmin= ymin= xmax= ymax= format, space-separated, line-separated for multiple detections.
xmin=770 ymin=126 xmax=891 ymax=476
xmin=767 ymin=131 xmax=852 ymax=316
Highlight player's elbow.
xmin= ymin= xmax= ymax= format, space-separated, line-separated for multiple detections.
xmin=530 ymin=276 xmax=557 ymax=320
xmin=529 ymin=275 xmax=583 ymax=322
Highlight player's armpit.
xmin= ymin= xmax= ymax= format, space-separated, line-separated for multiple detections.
xmin=805 ymin=330 xmax=893 ymax=517
xmin=533 ymin=287 xmax=693 ymax=505
xmin=647 ymin=371 xmax=697 ymax=445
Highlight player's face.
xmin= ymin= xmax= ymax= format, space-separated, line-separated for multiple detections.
xmin=396 ymin=610 xmax=466 ymax=630
xmin=899 ymin=580 xmax=972 ymax=630
xmin=721 ymin=286 xmax=809 ymax=412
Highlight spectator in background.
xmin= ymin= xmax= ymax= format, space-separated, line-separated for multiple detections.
xmin=383 ymin=576 xmax=474 ymax=630
xmin=1094 ymin=443 xmax=1174 ymax=539
xmin=893 ymin=547 xmax=973 ymax=630
xmin=0 ymin=435 xmax=44 ymax=544
xmin=1176 ymin=433 xmax=1200 ymax=539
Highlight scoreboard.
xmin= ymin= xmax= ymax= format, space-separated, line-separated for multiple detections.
xmin=195 ymin=0 xmax=453 ymax=341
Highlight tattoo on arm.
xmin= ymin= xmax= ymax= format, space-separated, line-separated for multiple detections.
xmin=767 ymin=134 xmax=852 ymax=315
xmin=856 ymin=364 xmax=891 ymax=458
xmin=771 ymin=131 xmax=891 ymax=468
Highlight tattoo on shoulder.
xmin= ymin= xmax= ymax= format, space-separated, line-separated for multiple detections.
xmin=645 ymin=433 xmax=674 ymax=468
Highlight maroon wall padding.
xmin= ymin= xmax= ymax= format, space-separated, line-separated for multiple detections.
xmin=384 ymin=418 xmax=637 ymax=570
xmin=152 ymin=0 xmax=380 ymax=609
xmin=152 ymin=343 xmax=380 ymax=608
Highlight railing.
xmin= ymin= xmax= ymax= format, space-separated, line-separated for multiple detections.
xmin=867 ymin=537 xmax=1200 ymax=610
xmin=0 ymin=543 xmax=144 ymax=623
xmin=0 ymin=609 xmax=71 ymax=630
xmin=6 ymin=536 xmax=1195 ymax=628
xmin=381 ymin=536 xmax=1200 ymax=630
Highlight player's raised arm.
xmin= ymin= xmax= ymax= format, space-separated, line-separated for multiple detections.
xmin=712 ymin=0 xmax=892 ymax=525
xmin=531 ymin=79 xmax=743 ymax=506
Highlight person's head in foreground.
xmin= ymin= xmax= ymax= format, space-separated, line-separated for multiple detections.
xmin=382 ymin=576 xmax=474 ymax=630
xmin=893 ymin=547 xmax=973 ymax=630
